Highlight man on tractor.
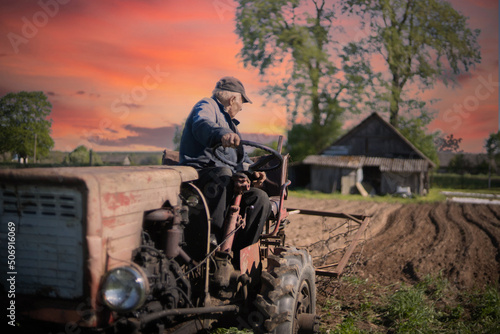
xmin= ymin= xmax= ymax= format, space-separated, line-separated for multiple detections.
xmin=178 ymin=76 xmax=271 ymax=256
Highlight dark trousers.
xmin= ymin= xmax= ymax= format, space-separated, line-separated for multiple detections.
xmin=196 ymin=167 xmax=271 ymax=252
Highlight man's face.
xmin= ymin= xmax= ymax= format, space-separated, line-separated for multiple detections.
xmin=228 ymin=94 xmax=243 ymax=118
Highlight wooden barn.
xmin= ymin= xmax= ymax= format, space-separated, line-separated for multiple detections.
xmin=303 ymin=112 xmax=436 ymax=196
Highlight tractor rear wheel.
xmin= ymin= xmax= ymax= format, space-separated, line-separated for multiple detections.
xmin=255 ymin=247 xmax=319 ymax=334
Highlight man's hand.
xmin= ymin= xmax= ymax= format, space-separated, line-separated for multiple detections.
xmin=221 ymin=133 xmax=240 ymax=148
xmin=252 ymin=171 xmax=266 ymax=187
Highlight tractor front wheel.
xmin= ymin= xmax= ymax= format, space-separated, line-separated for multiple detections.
xmin=255 ymin=247 xmax=319 ymax=334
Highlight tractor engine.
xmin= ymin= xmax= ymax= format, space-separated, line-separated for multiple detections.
xmin=100 ymin=204 xmax=195 ymax=328
xmin=133 ymin=236 xmax=191 ymax=316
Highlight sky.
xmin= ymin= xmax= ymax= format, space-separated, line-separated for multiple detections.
xmin=0 ymin=0 xmax=498 ymax=153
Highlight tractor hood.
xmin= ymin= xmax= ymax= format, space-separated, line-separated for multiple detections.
xmin=0 ymin=165 xmax=197 ymax=323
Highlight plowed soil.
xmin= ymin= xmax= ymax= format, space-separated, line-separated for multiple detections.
xmin=285 ymin=197 xmax=500 ymax=289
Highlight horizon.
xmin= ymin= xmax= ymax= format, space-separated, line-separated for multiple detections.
xmin=0 ymin=0 xmax=498 ymax=154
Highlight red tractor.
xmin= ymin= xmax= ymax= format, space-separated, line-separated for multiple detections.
xmin=0 ymin=140 xmax=319 ymax=333
xmin=1 ymin=140 xmax=371 ymax=333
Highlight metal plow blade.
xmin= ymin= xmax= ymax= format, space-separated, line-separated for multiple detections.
xmin=287 ymin=208 xmax=371 ymax=277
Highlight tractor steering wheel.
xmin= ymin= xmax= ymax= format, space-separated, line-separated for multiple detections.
xmin=213 ymin=140 xmax=283 ymax=172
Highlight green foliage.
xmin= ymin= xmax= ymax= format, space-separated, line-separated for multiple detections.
xmin=319 ymin=272 xmax=499 ymax=333
xmin=287 ymin=121 xmax=343 ymax=161
xmin=342 ymin=0 xmax=481 ymax=127
xmin=385 ymin=285 xmax=437 ymax=332
xmin=0 ymin=91 xmax=55 ymax=162
xmin=468 ymin=286 xmax=500 ymax=333
xmin=248 ymin=140 xmax=279 ymax=157
xmin=398 ymin=114 xmax=439 ymax=167
xmin=431 ymin=173 xmax=500 ymax=190
xmin=416 ymin=273 xmax=449 ymax=301
xmin=139 ymin=155 xmax=161 ymax=165
xmin=64 ymin=146 xmax=89 ymax=165
xmin=444 ymin=153 xmax=495 ymax=175
xmin=447 ymin=154 xmax=470 ymax=174
xmin=383 ymin=274 xmax=448 ymax=332
xmin=484 ymin=131 xmax=500 ymax=188
xmin=474 ymin=160 xmax=491 ymax=175
xmin=331 ymin=317 xmax=366 ymax=334
xmin=63 ymin=145 xmax=102 ymax=166
xmin=485 ymin=131 xmax=500 ymax=158
xmin=235 ymin=0 xmax=374 ymax=157
xmin=289 ymin=188 xmax=448 ymax=203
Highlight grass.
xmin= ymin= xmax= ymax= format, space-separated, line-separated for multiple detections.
xmin=289 ymin=172 xmax=500 ymax=203
xmin=289 ymin=188 xmax=448 ymax=203
xmin=289 ymin=185 xmax=500 ymax=204
xmin=318 ymin=273 xmax=500 ymax=334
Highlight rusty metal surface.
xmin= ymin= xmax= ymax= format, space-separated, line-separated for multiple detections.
xmin=221 ymin=199 xmax=242 ymax=252
xmin=315 ymin=216 xmax=371 ymax=277
xmin=239 ymin=242 xmax=261 ymax=276
xmin=287 ymin=208 xmax=368 ymax=222
xmin=0 ymin=165 xmax=198 ymax=324
xmin=16 ymin=296 xmax=97 ymax=327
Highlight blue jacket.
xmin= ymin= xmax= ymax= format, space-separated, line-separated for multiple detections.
xmin=179 ymin=96 xmax=251 ymax=172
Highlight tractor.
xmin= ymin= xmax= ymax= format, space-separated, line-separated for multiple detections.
xmin=1 ymin=139 xmax=371 ymax=333
xmin=0 ymin=140 xmax=319 ymax=333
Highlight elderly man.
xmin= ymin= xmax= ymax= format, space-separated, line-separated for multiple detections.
xmin=179 ymin=77 xmax=271 ymax=254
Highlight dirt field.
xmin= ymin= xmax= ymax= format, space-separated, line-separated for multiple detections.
xmin=285 ymin=196 xmax=500 ymax=290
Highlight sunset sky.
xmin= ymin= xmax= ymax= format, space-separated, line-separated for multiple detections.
xmin=0 ymin=0 xmax=498 ymax=153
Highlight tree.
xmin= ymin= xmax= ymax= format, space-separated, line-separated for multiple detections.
xmin=64 ymin=146 xmax=90 ymax=165
xmin=0 ymin=91 xmax=54 ymax=163
xmin=485 ymin=131 xmax=500 ymax=188
xmin=436 ymin=133 xmax=463 ymax=152
xmin=235 ymin=0 xmax=374 ymax=159
xmin=447 ymin=154 xmax=470 ymax=174
xmin=248 ymin=140 xmax=279 ymax=157
xmin=398 ymin=115 xmax=439 ymax=167
xmin=342 ymin=0 xmax=481 ymax=127
xmin=64 ymin=145 xmax=102 ymax=166
xmin=140 ymin=155 xmax=161 ymax=165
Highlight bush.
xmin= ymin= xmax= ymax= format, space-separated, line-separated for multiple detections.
xmin=431 ymin=173 xmax=500 ymax=189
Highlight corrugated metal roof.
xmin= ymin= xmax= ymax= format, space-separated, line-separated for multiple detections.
xmin=303 ymin=155 xmax=430 ymax=172
xmin=303 ymin=155 xmax=364 ymax=168
xmin=321 ymin=112 xmax=436 ymax=168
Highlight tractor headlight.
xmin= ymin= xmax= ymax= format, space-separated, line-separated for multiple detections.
xmin=101 ymin=266 xmax=149 ymax=312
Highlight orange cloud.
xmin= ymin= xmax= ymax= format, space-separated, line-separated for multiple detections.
xmin=0 ymin=0 xmax=497 ymax=153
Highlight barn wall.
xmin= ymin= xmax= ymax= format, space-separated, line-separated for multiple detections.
xmin=381 ymin=172 xmax=423 ymax=195
xmin=340 ymin=169 xmax=359 ymax=195
xmin=310 ymin=166 xmax=357 ymax=193
xmin=309 ymin=164 xmax=430 ymax=195
xmin=310 ymin=166 xmax=338 ymax=193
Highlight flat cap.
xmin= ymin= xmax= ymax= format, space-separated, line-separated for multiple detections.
xmin=215 ymin=76 xmax=252 ymax=103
